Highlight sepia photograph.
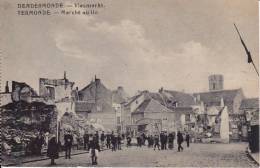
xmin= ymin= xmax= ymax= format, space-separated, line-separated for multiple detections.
xmin=0 ymin=0 xmax=259 ymax=167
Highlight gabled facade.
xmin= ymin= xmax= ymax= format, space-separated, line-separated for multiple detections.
xmin=78 ymin=77 xmax=114 ymax=113
xmin=76 ymin=77 xmax=115 ymax=130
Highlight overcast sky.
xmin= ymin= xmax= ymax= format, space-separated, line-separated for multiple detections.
xmin=1 ymin=0 xmax=259 ymax=97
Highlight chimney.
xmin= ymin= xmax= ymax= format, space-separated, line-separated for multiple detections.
xmin=95 ymin=78 xmax=101 ymax=84
xmin=64 ymin=71 xmax=67 ymax=79
xmin=5 ymin=81 xmax=9 ymax=93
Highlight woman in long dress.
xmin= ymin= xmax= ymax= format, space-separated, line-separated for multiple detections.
xmin=47 ymin=135 xmax=59 ymax=165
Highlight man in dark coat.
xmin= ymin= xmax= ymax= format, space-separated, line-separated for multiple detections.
xmin=95 ymin=131 xmax=99 ymax=144
xmin=126 ymin=135 xmax=132 ymax=147
xmin=168 ymin=132 xmax=174 ymax=150
xmin=100 ymin=131 xmax=105 ymax=149
xmin=154 ymin=134 xmax=160 ymax=150
xmin=141 ymin=133 xmax=146 ymax=146
xmin=160 ymin=132 xmax=164 ymax=150
xmin=83 ymin=131 xmax=89 ymax=150
xmin=177 ymin=131 xmax=184 ymax=152
xmin=111 ymin=132 xmax=116 ymax=151
xmin=186 ymin=133 xmax=190 ymax=147
xmin=164 ymin=132 xmax=168 ymax=150
xmin=117 ymin=134 xmax=122 ymax=150
xmin=106 ymin=133 xmax=111 ymax=149
xmin=89 ymin=134 xmax=101 ymax=165
xmin=47 ymin=135 xmax=59 ymax=165
xmin=137 ymin=134 xmax=142 ymax=147
xmin=35 ymin=133 xmax=45 ymax=155
xmin=64 ymin=130 xmax=73 ymax=159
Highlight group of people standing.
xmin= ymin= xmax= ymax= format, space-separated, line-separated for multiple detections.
xmin=47 ymin=130 xmax=102 ymax=165
xmin=46 ymin=130 xmax=191 ymax=165
xmin=136 ymin=131 xmax=190 ymax=152
xmin=84 ymin=131 xmax=124 ymax=153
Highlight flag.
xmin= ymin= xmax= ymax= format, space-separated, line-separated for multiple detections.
xmin=239 ymin=36 xmax=252 ymax=63
xmin=234 ymin=23 xmax=259 ymax=76
xmin=234 ymin=24 xmax=253 ymax=64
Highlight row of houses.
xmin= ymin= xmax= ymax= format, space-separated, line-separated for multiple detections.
xmin=1 ymin=73 xmax=258 ymax=144
xmin=111 ymin=74 xmax=258 ymax=143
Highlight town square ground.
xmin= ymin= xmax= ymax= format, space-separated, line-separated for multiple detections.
xmin=21 ymin=143 xmax=258 ymax=167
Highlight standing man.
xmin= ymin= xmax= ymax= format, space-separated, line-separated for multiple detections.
xmin=95 ymin=131 xmax=99 ymax=144
xmin=137 ymin=134 xmax=142 ymax=147
xmin=154 ymin=134 xmax=160 ymax=150
xmin=89 ymin=134 xmax=100 ymax=165
xmin=177 ymin=131 xmax=184 ymax=152
xmin=117 ymin=134 xmax=122 ymax=150
xmin=100 ymin=131 xmax=105 ymax=149
xmin=111 ymin=131 xmax=116 ymax=151
xmin=106 ymin=133 xmax=111 ymax=149
xmin=186 ymin=132 xmax=190 ymax=148
xmin=83 ymin=131 xmax=89 ymax=150
xmin=160 ymin=132 xmax=164 ymax=150
xmin=126 ymin=135 xmax=132 ymax=147
xmin=164 ymin=132 xmax=168 ymax=150
xmin=35 ymin=132 xmax=45 ymax=155
xmin=168 ymin=132 xmax=174 ymax=150
xmin=172 ymin=131 xmax=176 ymax=148
xmin=64 ymin=130 xmax=73 ymax=159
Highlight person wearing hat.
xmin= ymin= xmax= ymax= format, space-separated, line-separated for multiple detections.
xmin=177 ymin=131 xmax=184 ymax=152
xmin=111 ymin=131 xmax=117 ymax=151
xmin=47 ymin=134 xmax=59 ymax=165
xmin=83 ymin=131 xmax=89 ymax=150
xmin=153 ymin=134 xmax=160 ymax=150
xmin=100 ymin=131 xmax=105 ymax=149
xmin=89 ymin=134 xmax=100 ymax=165
xmin=168 ymin=132 xmax=174 ymax=150
xmin=64 ymin=130 xmax=73 ymax=159
xmin=106 ymin=132 xmax=111 ymax=149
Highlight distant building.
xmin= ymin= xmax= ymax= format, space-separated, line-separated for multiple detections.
xmin=78 ymin=77 xmax=114 ymax=113
xmin=123 ymin=90 xmax=197 ymax=136
xmin=209 ymin=74 xmax=224 ymax=91
xmin=112 ymin=86 xmax=129 ymax=104
xmin=194 ymin=75 xmax=246 ymax=141
xmin=76 ymin=77 xmax=115 ymax=131
xmin=154 ymin=89 xmax=197 ymax=132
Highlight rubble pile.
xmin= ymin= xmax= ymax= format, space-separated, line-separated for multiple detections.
xmin=1 ymin=101 xmax=56 ymax=154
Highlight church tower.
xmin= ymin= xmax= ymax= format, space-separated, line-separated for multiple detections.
xmin=209 ymin=74 xmax=224 ymax=91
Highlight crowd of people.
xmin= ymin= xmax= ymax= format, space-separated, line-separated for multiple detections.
xmin=46 ymin=130 xmax=191 ymax=165
xmin=135 ymin=131 xmax=190 ymax=152
xmin=83 ymin=131 xmax=124 ymax=152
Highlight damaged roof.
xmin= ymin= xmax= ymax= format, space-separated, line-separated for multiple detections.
xmin=193 ymin=89 xmax=244 ymax=113
xmin=132 ymin=98 xmax=173 ymax=114
xmin=240 ymin=98 xmax=259 ymax=109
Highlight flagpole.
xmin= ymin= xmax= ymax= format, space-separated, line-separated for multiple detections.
xmin=251 ymin=61 xmax=259 ymax=76
xmin=234 ymin=23 xmax=259 ymax=77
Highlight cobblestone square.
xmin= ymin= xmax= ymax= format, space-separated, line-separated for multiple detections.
xmin=21 ymin=143 xmax=258 ymax=167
